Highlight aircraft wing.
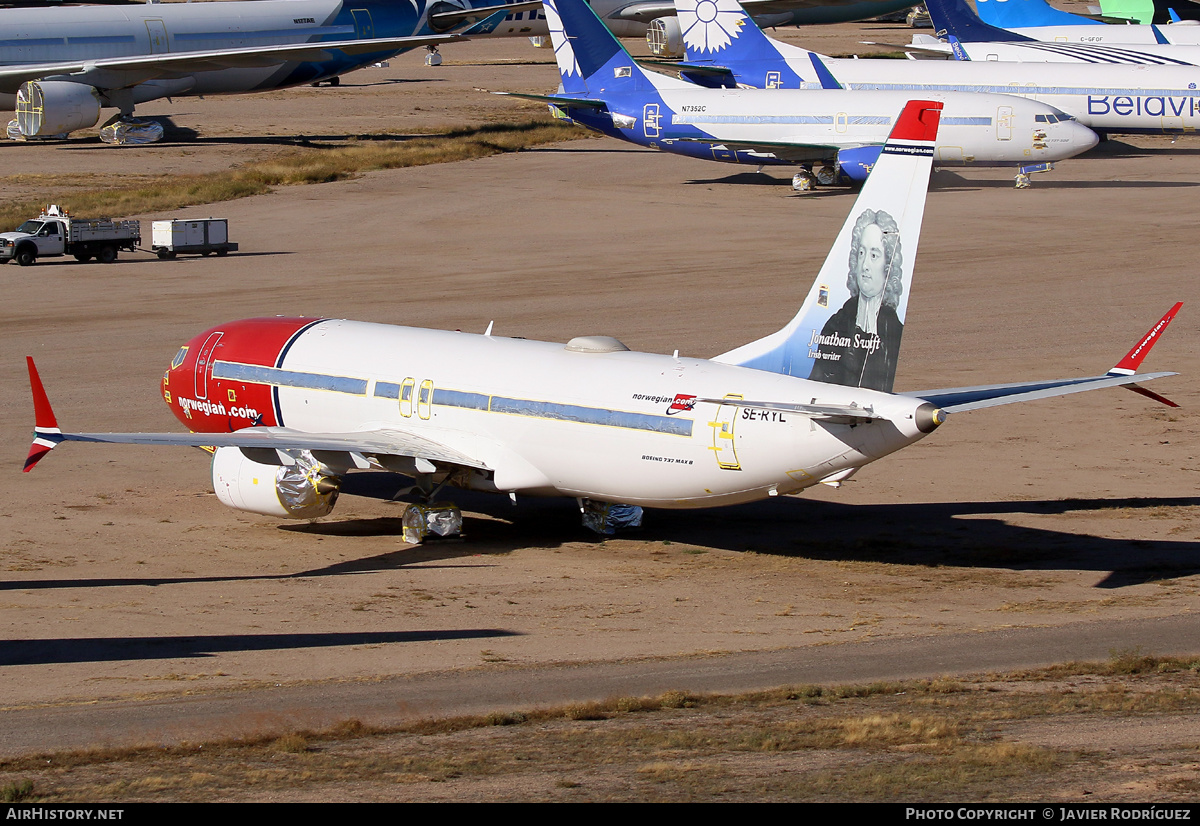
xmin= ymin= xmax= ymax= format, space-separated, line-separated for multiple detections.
xmin=0 ymin=32 xmax=471 ymax=94
xmin=902 ymin=303 xmax=1183 ymax=413
xmin=430 ymin=0 xmax=543 ymax=30
xmin=676 ymin=136 xmax=842 ymax=162
xmin=24 ymin=357 xmax=490 ymax=472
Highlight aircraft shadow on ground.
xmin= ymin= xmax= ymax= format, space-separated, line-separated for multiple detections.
xmin=0 ymin=629 xmax=521 ymax=667
xmin=931 ymin=169 xmax=1200 ymax=191
xmin=324 ymin=473 xmax=1200 ymax=589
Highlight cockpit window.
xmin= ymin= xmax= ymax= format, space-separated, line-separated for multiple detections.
xmin=170 ymin=346 xmax=189 ymax=370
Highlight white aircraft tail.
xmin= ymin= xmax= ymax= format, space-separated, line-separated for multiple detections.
xmin=713 ymin=100 xmax=942 ymax=394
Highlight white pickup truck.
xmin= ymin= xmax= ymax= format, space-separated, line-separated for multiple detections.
xmin=0 ymin=205 xmax=140 ymax=266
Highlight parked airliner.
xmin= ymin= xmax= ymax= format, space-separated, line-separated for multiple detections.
xmin=0 ymin=0 xmax=539 ymax=142
xmin=913 ymin=0 xmax=1200 ymax=59
xmin=971 ymin=0 xmax=1200 ymax=42
xmin=672 ymin=0 xmax=1200 ymax=151
xmin=496 ymin=0 xmax=1095 ymax=185
xmin=25 ymin=99 xmax=1180 ymax=537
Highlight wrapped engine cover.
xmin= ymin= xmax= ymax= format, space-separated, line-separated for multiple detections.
xmin=16 ymin=81 xmax=101 ymax=137
xmin=211 ymin=447 xmax=340 ymax=519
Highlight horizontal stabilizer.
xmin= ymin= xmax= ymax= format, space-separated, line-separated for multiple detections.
xmin=695 ymin=397 xmax=878 ymax=421
xmin=491 ymin=91 xmax=609 ymax=109
xmin=905 ymin=371 xmax=1178 ymax=413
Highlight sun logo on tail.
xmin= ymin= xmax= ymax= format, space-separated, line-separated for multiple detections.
xmin=677 ymin=0 xmax=745 ymax=54
xmin=542 ymin=0 xmax=581 ymax=77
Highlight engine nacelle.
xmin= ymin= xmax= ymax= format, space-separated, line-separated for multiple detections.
xmin=211 ymin=447 xmax=341 ymax=520
xmin=646 ymin=16 xmax=683 ymax=58
xmin=15 ymin=81 xmax=101 ymax=137
xmin=834 ymin=144 xmax=885 ymax=184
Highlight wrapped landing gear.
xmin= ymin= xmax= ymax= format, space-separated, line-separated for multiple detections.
xmin=1015 ymin=162 xmax=1054 ymax=189
xmin=579 ymin=499 xmax=644 ymax=535
xmin=402 ymin=502 xmax=463 ymax=544
xmin=791 ymin=167 xmax=817 ymax=193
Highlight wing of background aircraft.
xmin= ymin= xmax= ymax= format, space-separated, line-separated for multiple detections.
xmin=0 ymin=1 xmax=543 ymax=95
xmin=0 ymin=33 xmax=470 ymax=94
xmin=675 ymin=136 xmax=843 ymax=162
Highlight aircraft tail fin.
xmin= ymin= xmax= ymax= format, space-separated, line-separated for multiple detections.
xmin=674 ymin=0 xmax=808 ymax=86
xmin=974 ymin=0 xmax=1103 ymax=27
xmin=543 ymin=0 xmax=657 ymax=96
xmin=925 ymin=0 xmax=1034 ymax=42
xmin=712 ymin=101 xmax=943 ymax=394
xmin=25 ymin=357 xmax=65 ymax=472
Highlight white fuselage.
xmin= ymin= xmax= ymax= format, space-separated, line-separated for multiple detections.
xmin=592 ymin=83 xmax=1097 ymax=165
xmin=191 ymin=320 xmax=937 ymax=508
xmin=754 ymin=40 xmax=1200 ymax=135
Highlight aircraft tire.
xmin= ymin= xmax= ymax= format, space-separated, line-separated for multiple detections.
xmin=97 ymin=245 xmax=117 ymax=264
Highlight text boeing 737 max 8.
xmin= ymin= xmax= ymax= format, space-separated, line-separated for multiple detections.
xmin=0 ymin=0 xmax=539 ymax=142
xmin=24 ymin=100 xmax=1180 ymax=537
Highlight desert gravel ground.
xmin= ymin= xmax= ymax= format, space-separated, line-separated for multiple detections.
xmin=1 ymin=15 xmax=1199 ymax=798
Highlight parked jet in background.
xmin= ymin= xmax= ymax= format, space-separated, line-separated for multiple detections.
xmin=477 ymin=0 xmax=920 ymax=45
xmin=0 ymin=0 xmax=538 ymax=143
xmin=673 ymin=0 xmax=1200 ymax=153
xmin=23 ymin=99 xmax=1181 ymax=537
xmin=972 ymin=0 xmax=1200 ymax=31
xmin=498 ymin=0 xmax=1095 ymax=186
xmin=1089 ymin=0 xmax=1200 ymax=25
xmin=919 ymin=0 xmax=1200 ymax=51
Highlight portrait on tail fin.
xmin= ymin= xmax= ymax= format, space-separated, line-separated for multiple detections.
xmin=807 ymin=209 xmax=905 ymax=393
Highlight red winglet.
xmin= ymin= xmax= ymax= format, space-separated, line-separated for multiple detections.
xmin=1110 ymin=302 xmax=1183 ymax=375
xmin=25 ymin=357 xmax=62 ymax=473
xmin=888 ymin=100 xmax=943 ymax=143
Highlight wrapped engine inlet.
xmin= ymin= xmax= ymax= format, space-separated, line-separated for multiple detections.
xmin=212 ymin=447 xmax=341 ymax=519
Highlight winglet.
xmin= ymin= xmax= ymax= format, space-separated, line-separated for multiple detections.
xmin=1108 ymin=302 xmax=1183 ymax=375
xmin=25 ymin=357 xmax=64 ymax=472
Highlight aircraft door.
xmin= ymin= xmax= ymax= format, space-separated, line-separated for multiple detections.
xmin=708 ymin=394 xmax=742 ymax=471
xmin=996 ymin=106 xmax=1014 ymax=141
xmin=836 ymin=112 xmax=848 ymax=134
xmin=417 ymin=380 xmax=433 ymax=420
xmin=399 ymin=378 xmax=415 ymax=418
xmin=351 ymin=9 xmax=375 ymax=39
xmin=194 ymin=332 xmax=223 ymax=400
xmin=145 ymin=20 xmax=169 ymax=54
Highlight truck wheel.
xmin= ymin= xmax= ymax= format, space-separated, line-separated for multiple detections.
xmin=16 ymin=248 xmax=36 ymax=267
xmin=98 ymin=245 xmax=117 ymax=264
xmin=216 ymin=249 xmax=228 ymax=257
xmin=74 ymin=253 xmax=93 ymax=263
xmin=156 ymin=250 xmax=176 ymax=260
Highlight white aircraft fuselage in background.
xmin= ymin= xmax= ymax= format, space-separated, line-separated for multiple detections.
xmin=672 ymin=0 xmax=1200 ymax=137
xmin=0 ymin=0 xmax=531 ymax=138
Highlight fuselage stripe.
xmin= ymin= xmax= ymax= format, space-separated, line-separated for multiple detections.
xmin=213 ymin=361 xmax=368 ymax=395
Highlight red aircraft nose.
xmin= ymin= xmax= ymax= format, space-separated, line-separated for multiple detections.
xmin=161 ymin=317 xmax=323 ymax=433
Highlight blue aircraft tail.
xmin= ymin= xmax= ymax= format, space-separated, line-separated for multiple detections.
xmin=543 ymin=0 xmax=657 ymax=95
xmin=674 ymin=0 xmax=808 ymax=87
xmin=924 ymin=0 xmax=1034 ymax=41
xmin=974 ymin=0 xmax=1104 ymax=26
